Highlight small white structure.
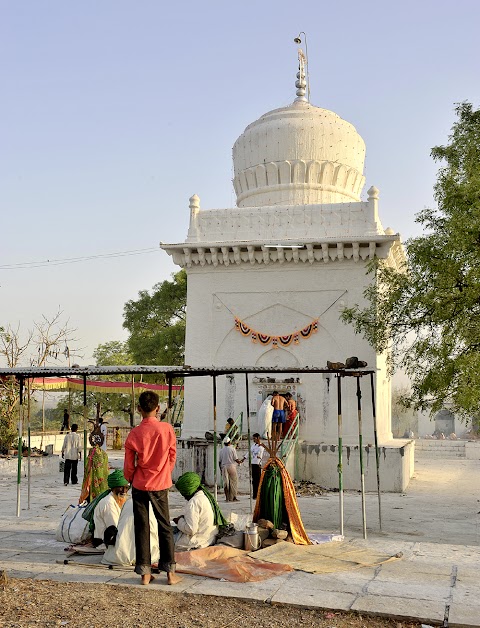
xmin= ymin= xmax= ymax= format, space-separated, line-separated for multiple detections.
xmin=163 ymin=53 xmax=413 ymax=491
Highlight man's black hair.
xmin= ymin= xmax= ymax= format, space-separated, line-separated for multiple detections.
xmin=138 ymin=390 xmax=160 ymax=413
xmin=71 ymin=424 xmax=78 ymax=432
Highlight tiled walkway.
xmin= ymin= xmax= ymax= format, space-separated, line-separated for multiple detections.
xmin=1 ymin=453 xmax=479 ymax=627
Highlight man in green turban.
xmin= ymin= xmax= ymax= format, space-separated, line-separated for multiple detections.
xmin=173 ymin=472 xmax=228 ymax=551
xmin=92 ymin=469 xmax=130 ymax=548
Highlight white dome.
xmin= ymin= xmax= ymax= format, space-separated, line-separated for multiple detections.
xmin=232 ymin=99 xmax=366 ymax=207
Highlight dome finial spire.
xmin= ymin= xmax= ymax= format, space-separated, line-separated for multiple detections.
xmin=295 ymin=49 xmax=308 ymax=102
xmin=293 ymin=32 xmax=310 ymax=102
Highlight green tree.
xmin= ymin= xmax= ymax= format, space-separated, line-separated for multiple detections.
xmin=53 ymin=341 xmax=137 ymax=426
xmin=342 ymin=103 xmax=480 ymax=418
xmin=123 ymin=269 xmax=187 ymax=366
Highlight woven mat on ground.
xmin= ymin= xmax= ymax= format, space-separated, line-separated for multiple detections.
xmin=174 ymin=546 xmax=293 ymax=582
xmin=249 ymin=541 xmax=402 ymax=574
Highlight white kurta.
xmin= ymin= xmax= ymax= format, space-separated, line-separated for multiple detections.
xmin=100 ymin=423 xmax=108 ymax=451
xmin=102 ymin=499 xmax=160 ymax=566
xmin=258 ymin=396 xmax=273 ymax=438
xmin=175 ymin=491 xmax=218 ymax=551
xmin=93 ymin=492 xmax=122 ymax=542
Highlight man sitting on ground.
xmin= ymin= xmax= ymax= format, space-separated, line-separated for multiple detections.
xmin=173 ymin=472 xmax=228 ymax=551
xmin=92 ymin=469 xmax=130 ymax=547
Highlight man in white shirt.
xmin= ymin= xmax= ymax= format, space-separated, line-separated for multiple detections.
xmin=99 ymin=418 xmax=108 ymax=451
xmin=218 ymin=437 xmax=242 ymax=502
xmin=250 ymin=433 xmax=265 ymax=499
xmin=173 ymin=472 xmax=226 ymax=551
xmin=61 ymin=424 xmax=82 ymax=486
xmin=93 ymin=469 xmax=130 ymax=547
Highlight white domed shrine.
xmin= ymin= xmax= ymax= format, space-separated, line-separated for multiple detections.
xmin=233 ymin=101 xmax=366 ymax=207
xmin=162 ymin=50 xmax=412 ymax=492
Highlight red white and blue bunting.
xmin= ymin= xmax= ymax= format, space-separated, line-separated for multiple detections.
xmin=234 ymin=317 xmax=318 ymax=348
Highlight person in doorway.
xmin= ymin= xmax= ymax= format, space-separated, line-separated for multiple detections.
xmin=92 ymin=470 xmax=130 ymax=548
xmin=271 ymin=391 xmax=288 ymax=439
xmin=250 ymin=433 xmax=265 ymax=499
xmin=61 ymin=423 xmax=82 ymax=486
xmin=220 ymin=417 xmax=237 ymax=442
xmin=123 ymin=390 xmax=181 ymax=586
xmin=173 ymin=472 xmax=228 ymax=551
xmin=99 ymin=418 xmax=108 ymax=452
xmin=283 ymin=393 xmax=298 ymax=438
xmin=218 ymin=437 xmax=242 ymax=502
xmin=61 ymin=409 xmax=70 ymax=433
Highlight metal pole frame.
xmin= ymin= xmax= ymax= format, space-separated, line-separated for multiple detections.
xmin=16 ymin=376 xmax=24 ymax=517
xmin=83 ymin=375 xmax=88 ymax=469
xmin=244 ymin=373 xmax=253 ymax=515
xmin=370 ymin=372 xmax=382 ymax=530
xmin=212 ymin=375 xmax=218 ymax=502
xmin=167 ymin=376 xmax=173 ymax=424
xmin=336 ymin=375 xmax=344 ymax=536
xmin=356 ymin=377 xmax=367 ymax=539
xmin=130 ymin=374 xmax=135 ymax=428
xmin=27 ymin=378 xmax=31 ymax=510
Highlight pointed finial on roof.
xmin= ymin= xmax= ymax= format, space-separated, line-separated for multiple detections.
xmin=293 ymin=32 xmax=310 ymax=102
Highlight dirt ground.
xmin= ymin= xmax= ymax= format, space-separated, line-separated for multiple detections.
xmin=0 ymin=579 xmax=421 ymax=628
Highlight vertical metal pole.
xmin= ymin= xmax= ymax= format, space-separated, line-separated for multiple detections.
xmin=212 ymin=376 xmax=218 ymax=501
xmin=83 ymin=376 xmax=88 ymax=470
xmin=356 ymin=377 xmax=367 ymax=539
xmin=16 ymin=377 xmax=24 ymax=518
xmin=336 ymin=375 xmax=344 ymax=536
xmin=27 ymin=378 xmax=31 ymax=510
xmin=370 ymin=372 xmax=382 ymax=530
xmin=167 ymin=376 xmax=173 ymax=424
xmin=245 ymin=373 xmax=253 ymax=515
xmin=130 ymin=375 xmax=135 ymax=427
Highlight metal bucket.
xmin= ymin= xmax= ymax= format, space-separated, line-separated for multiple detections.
xmin=244 ymin=522 xmax=261 ymax=551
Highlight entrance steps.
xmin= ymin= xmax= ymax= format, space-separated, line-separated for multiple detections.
xmin=414 ymin=439 xmax=466 ymax=458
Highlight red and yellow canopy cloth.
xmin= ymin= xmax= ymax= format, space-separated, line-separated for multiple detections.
xmin=27 ymin=378 xmax=183 ymax=394
xmin=234 ymin=317 xmax=318 ymax=348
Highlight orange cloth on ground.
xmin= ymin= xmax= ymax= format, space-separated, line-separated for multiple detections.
xmin=174 ymin=546 xmax=293 ymax=582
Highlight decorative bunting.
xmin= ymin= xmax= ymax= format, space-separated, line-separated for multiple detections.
xmin=234 ymin=317 xmax=318 ymax=348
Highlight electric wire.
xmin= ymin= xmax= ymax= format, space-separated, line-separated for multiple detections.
xmin=0 ymin=247 xmax=160 ymax=270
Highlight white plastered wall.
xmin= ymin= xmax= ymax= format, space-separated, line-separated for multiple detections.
xmin=182 ymin=260 xmax=392 ymax=445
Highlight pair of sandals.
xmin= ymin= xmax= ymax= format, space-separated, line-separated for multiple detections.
xmin=327 ymin=356 xmax=368 ymax=370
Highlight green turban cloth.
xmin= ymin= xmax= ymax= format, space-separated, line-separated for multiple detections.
xmin=175 ymin=472 xmax=201 ymax=498
xmin=107 ymin=469 xmax=129 ymax=489
xmin=175 ymin=472 xmax=228 ymax=529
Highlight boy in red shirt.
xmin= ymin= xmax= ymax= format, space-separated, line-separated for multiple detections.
xmin=124 ymin=391 xmax=181 ymax=585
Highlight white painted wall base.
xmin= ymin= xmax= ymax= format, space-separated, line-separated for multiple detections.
xmin=173 ymin=438 xmax=413 ymax=493
xmin=297 ymin=439 xmax=414 ymax=493
xmin=0 ymin=454 xmax=58 ymax=478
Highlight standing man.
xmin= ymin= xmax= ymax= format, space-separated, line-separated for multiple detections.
xmin=99 ymin=418 xmax=108 ymax=452
xmin=283 ymin=392 xmax=298 ymax=437
xmin=123 ymin=391 xmax=181 ymax=586
xmin=61 ymin=424 xmax=82 ymax=486
xmin=61 ymin=409 xmax=70 ymax=433
xmin=218 ymin=437 xmax=242 ymax=502
xmin=271 ymin=391 xmax=288 ymax=440
xmin=250 ymin=433 xmax=265 ymax=499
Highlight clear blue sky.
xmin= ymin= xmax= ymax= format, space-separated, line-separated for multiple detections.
xmin=1 ymin=0 xmax=479 ymax=364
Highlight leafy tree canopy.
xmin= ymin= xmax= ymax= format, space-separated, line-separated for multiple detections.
xmin=123 ymin=269 xmax=186 ymax=366
xmin=342 ymin=102 xmax=480 ymax=418
xmin=60 ymin=341 xmax=137 ymax=425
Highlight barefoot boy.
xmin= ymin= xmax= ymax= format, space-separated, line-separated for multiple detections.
xmin=124 ymin=391 xmax=181 ymax=585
